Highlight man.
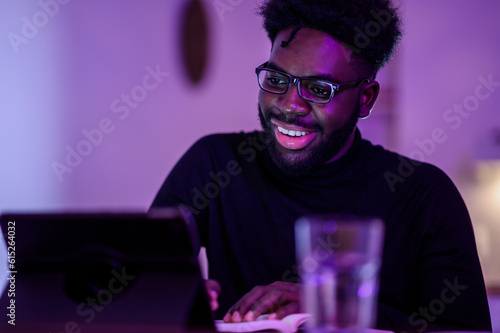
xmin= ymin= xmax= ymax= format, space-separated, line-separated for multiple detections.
xmin=151 ymin=0 xmax=492 ymax=331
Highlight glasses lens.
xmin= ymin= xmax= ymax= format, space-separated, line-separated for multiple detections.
xmin=300 ymin=79 xmax=334 ymax=103
xmin=258 ymin=70 xmax=289 ymax=93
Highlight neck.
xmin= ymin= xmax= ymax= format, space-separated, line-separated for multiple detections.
xmin=325 ymin=130 xmax=356 ymax=164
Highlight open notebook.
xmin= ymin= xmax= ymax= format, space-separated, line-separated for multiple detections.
xmin=0 ymin=208 xmax=215 ymax=332
xmin=215 ymin=313 xmax=394 ymax=333
xmin=215 ymin=313 xmax=311 ymax=333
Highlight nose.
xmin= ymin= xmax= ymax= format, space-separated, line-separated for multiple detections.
xmin=276 ymin=82 xmax=310 ymax=117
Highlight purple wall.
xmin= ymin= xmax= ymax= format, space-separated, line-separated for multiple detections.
xmin=0 ymin=0 xmax=268 ymax=211
xmin=399 ymin=0 xmax=500 ymax=173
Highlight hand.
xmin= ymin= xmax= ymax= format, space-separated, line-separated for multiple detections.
xmin=223 ymin=281 xmax=302 ymax=322
xmin=205 ymin=279 xmax=221 ymax=311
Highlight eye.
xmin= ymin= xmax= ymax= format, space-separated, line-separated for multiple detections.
xmin=261 ymin=71 xmax=289 ymax=89
xmin=310 ymin=87 xmax=330 ymax=96
xmin=307 ymin=82 xmax=332 ymax=98
xmin=264 ymin=72 xmax=288 ymax=88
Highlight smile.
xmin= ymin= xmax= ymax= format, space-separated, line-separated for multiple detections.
xmin=271 ymin=119 xmax=317 ymax=150
xmin=277 ymin=126 xmax=310 ymax=137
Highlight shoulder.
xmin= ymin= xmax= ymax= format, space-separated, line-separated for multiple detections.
xmin=191 ymin=131 xmax=260 ymax=150
xmin=361 ymin=140 xmax=457 ymax=194
xmin=189 ymin=131 xmax=266 ymax=160
xmin=181 ymin=132 xmax=244 ymax=159
xmin=361 ymin=142 xmax=473 ymax=235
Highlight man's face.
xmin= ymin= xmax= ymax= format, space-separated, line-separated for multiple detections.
xmin=258 ymin=27 xmax=366 ymax=176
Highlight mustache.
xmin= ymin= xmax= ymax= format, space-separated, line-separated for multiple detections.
xmin=265 ymin=111 xmax=321 ymax=131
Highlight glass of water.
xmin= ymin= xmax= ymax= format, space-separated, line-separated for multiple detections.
xmin=295 ymin=214 xmax=385 ymax=332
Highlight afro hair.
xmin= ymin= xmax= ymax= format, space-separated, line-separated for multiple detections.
xmin=258 ymin=0 xmax=403 ymax=76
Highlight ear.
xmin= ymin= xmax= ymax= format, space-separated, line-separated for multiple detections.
xmin=359 ymin=81 xmax=380 ymax=119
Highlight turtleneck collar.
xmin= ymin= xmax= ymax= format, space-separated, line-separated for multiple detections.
xmin=263 ymin=128 xmax=372 ymax=187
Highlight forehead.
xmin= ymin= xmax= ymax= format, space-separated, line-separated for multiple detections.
xmin=269 ymin=27 xmax=358 ymax=81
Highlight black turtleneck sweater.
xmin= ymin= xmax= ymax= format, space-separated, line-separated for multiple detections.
xmin=151 ymin=130 xmax=491 ymax=332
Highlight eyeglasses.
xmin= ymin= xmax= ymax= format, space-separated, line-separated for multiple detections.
xmin=255 ymin=62 xmax=369 ymax=104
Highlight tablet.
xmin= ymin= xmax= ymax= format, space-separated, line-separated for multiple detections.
xmin=0 ymin=207 xmax=215 ymax=332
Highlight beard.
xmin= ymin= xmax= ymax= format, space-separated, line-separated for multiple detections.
xmin=258 ymin=104 xmax=360 ymax=177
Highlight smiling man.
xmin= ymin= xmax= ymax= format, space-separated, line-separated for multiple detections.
xmin=151 ymin=0 xmax=491 ymax=331
xmin=257 ymin=26 xmax=378 ymax=176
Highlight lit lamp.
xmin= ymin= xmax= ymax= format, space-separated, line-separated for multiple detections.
xmin=464 ymin=126 xmax=500 ymax=292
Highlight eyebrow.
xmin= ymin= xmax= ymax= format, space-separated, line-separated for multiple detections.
xmin=266 ymin=61 xmax=342 ymax=83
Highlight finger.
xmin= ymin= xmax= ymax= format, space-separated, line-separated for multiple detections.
xmin=225 ymin=282 xmax=302 ymax=322
xmin=245 ymin=284 xmax=301 ymax=320
xmin=226 ymin=286 xmax=269 ymax=321
xmin=242 ymin=288 xmax=290 ymax=322
xmin=204 ymin=280 xmax=221 ymax=311
xmin=268 ymin=301 xmax=301 ymax=320
xmin=209 ymin=290 xmax=219 ymax=311
xmin=247 ymin=288 xmax=285 ymax=317
xmin=205 ymin=279 xmax=221 ymax=294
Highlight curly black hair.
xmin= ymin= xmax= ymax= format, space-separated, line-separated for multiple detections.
xmin=258 ymin=0 xmax=403 ymax=76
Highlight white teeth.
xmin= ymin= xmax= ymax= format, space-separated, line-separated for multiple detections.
xmin=277 ymin=126 xmax=309 ymax=137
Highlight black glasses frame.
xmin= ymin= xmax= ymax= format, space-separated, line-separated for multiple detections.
xmin=255 ymin=62 xmax=370 ymax=104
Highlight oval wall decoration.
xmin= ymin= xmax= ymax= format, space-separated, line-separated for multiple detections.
xmin=180 ymin=0 xmax=210 ymax=84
